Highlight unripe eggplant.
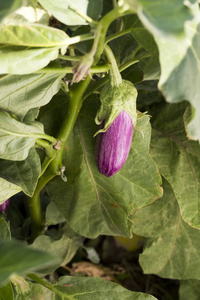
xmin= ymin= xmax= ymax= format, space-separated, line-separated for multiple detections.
xmin=96 ymin=110 xmax=133 ymax=177
xmin=0 ymin=198 xmax=10 ymax=212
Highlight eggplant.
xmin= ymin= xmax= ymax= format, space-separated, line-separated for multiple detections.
xmin=96 ymin=110 xmax=133 ymax=177
xmin=0 ymin=198 xmax=10 ymax=212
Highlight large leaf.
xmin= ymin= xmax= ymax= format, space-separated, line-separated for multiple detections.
xmin=0 ymin=45 xmax=59 ymax=74
xmin=0 ymin=240 xmax=56 ymax=286
xmin=0 ymin=148 xmax=41 ymax=196
xmin=52 ymin=276 xmax=157 ymax=300
xmin=179 ymin=280 xmax=200 ymax=300
xmin=150 ymin=102 xmax=200 ymax=229
xmin=131 ymin=0 xmax=200 ymax=140
xmin=0 ymin=0 xmax=22 ymax=23
xmin=0 ymin=23 xmax=70 ymax=47
xmin=133 ymin=0 xmax=194 ymax=34
xmin=133 ymin=179 xmax=200 ymax=280
xmin=0 ymin=178 xmax=21 ymax=204
xmin=38 ymin=0 xmax=103 ymax=26
xmin=0 ymin=73 xmax=62 ymax=120
xmin=0 ymin=111 xmax=45 ymax=161
xmin=47 ymin=98 xmax=162 ymax=238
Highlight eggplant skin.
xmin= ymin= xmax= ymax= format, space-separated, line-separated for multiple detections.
xmin=97 ymin=110 xmax=133 ymax=177
xmin=0 ymin=198 xmax=10 ymax=212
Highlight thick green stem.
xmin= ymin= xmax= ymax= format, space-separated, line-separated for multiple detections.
xmin=50 ymin=76 xmax=91 ymax=173
xmin=29 ymin=77 xmax=91 ymax=242
xmin=93 ymin=5 xmax=130 ymax=64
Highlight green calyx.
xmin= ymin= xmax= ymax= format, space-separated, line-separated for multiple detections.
xmin=94 ymin=79 xmax=138 ymax=135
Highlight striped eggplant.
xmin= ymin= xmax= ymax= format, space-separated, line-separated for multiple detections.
xmin=96 ymin=110 xmax=133 ymax=177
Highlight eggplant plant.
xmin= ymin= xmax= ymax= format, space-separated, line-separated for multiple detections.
xmin=0 ymin=0 xmax=200 ymax=299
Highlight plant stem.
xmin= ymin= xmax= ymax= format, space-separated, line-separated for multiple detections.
xmin=29 ymin=77 xmax=91 ymax=242
xmin=105 ymin=28 xmax=132 ymax=44
xmin=104 ymin=44 xmax=122 ymax=86
xmin=27 ymin=273 xmax=53 ymax=291
xmin=83 ymin=57 xmax=139 ymax=100
xmin=93 ymin=5 xmax=130 ymax=64
xmin=34 ymin=65 xmax=109 ymax=74
xmin=50 ymin=76 xmax=91 ymax=173
xmin=58 ymin=55 xmax=81 ymax=61
xmin=69 ymin=32 xmax=94 ymax=45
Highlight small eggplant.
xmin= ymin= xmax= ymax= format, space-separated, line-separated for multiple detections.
xmin=0 ymin=198 xmax=10 ymax=212
xmin=96 ymin=110 xmax=133 ymax=177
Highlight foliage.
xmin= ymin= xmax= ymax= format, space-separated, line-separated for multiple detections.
xmin=0 ymin=0 xmax=200 ymax=299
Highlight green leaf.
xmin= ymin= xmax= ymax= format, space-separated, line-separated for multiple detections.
xmin=0 ymin=46 xmax=59 ymax=74
xmin=52 ymin=276 xmax=157 ymax=300
xmin=0 ymin=0 xmax=22 ymax=23
xmin=0 ymin=240 xmax=56 ymax=286
xmin=0 ymin=73 xmax=63 ymax=120
xmin=2 ymin=0 xmax=50 ymax=25
xmin=150 ymin=102 xmax=200 ymax=229
xmin=0 ymin=178 xmax=21 ymax=204
xmin=131 ymin=28 xmax=160 ymax=80
xmin=87 ymin=0 xmax=103 ymax=20
xmin=0 ymin=110 xmax=45 ymax=161
xmin=0 ymin=23 xmax=70 ymax=47
xmin=134 ymin=0 xmax=194 ymax=34
xmin=0 ymin=218 xmax=11 ymax=241
xmin=132 ymin=1 xmax=200 ymax=140
xmin=179 ymin=280 xmax=200 ymax=300
xmin=37 ymin=0 xmax=96 ymax=26
xmin=133 ymin=179 xmax=200 ymax=279
xmin=0 ymin=282 xmax=14 ymax=300
xmin=47 ymin=98 xmax=162 ymax=238
xmin=31 ymin=229 xmax=80 ymax=274
xmin=45 ymin=202 xmax=66 ymax=225
xmin=0 ymin=148 xmax=41 ymax=196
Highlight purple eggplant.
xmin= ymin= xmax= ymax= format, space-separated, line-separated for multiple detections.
xmin=0 ymin=198 xmax=10 ymax=212
xmin=96 ymin=110 xmax=133 ymax=177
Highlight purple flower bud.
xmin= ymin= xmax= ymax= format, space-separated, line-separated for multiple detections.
xmin=0 ymin=199 xmax=10 ymax=212
xmin=96 ymin=110 xmax=133 ymax=177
